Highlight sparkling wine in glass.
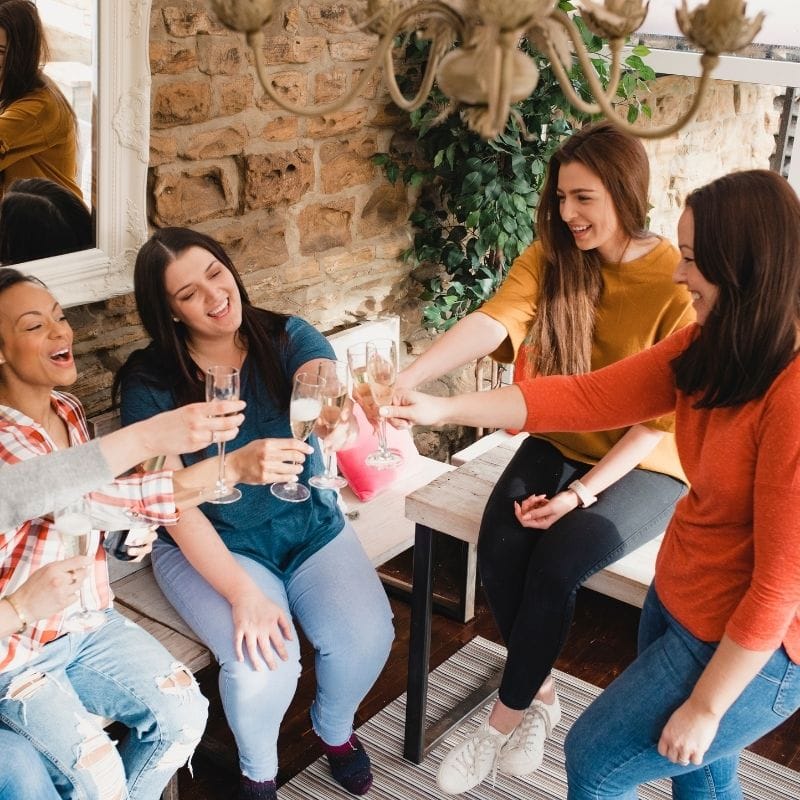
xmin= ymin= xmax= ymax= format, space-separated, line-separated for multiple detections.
xmin=271 ymin=373 xmax=325 ymax=502
xmin=205 ymin=365 xmax=242 ymax=504
xmin=348 ymin=340 xmax=403 ymax=470
xmin=54 ymin=500 xmax=105 ymax=631
xmin=309 ymin=360 xmax=349 ymax=490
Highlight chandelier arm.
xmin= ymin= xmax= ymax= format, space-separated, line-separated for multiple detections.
xmin=247 ymin=29 xmax=392 ymax=116
xmin=591 ymin=58 xmax=717 ymax=139
xmin=545 ymin=10 xmax=620 ymax=115
xmin=382 ymin=34 xmax=444 ymax=112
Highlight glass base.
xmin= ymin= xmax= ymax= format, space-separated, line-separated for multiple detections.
xmin=270 ymin=481 xmax=311 ymax=503
xmin=206 ymin=485 xmax=242 ymax=505
xmin=308 ymin=473 xmax=348 ymax=490
xmin=365 ymin=448 xmax=403 ymax=471
xmin=62 ymin=610 xmax=106 ymax=632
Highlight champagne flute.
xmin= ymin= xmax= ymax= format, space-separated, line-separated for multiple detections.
xmin=271 ymin=372 xmax=325 ymax=502
xmin=205 ymin=365 xmax=242 ymax=504
xmin=54 ymin=499 xmax=105 ymax=631
xmin=348 ymin=340 xmax=403 ymax=470
xmin=309 ymin=360 xmax=349 ymax=490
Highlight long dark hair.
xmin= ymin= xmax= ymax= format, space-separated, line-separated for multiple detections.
xmin=672 ymin=169 xmax=800 ymax=407
xmin=0 ymin=0 xmax=73 ymax=123
xmin=114 ymin=227 xmax=291 ymax=409
xmin=0 ymin=178 xmax=92 ymax=263
xmin=530 ymin=121 xmax=652 ymax=376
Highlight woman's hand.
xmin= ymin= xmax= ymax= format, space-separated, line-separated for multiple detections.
xmin=658 ymin=697 xmax=720 ymax=767
xmin=381 ymin=389 xmax=450 ymax=428
xmin=315 ymin=397 xmax=359 ymax=452
xmin=8 ymin=556 xmax=92 ymax=621
xmin=229 ymin=587 xmax=293 ymax=671
xmin=143 ymin=400 xmax=246 ymax=455
xmin=514 ymin=491 xmax=580 ymax=529
xmin=125 ymin=526 xmax=158 ymax=562
xmin=227 ymin=438 xmax=313 ymax=485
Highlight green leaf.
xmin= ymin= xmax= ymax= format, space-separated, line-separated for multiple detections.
xmin=433 ymin=149 xmax=445 ymax=168
xmin=466 ymin=210 xmax=480 ymax=228
xmin=462 ymin=171 xmax=483 ymax=194
xmin=632 ymin=44 xmax=650 ymax=57
xmin=372 ymin=153 xmax=390 ymax=166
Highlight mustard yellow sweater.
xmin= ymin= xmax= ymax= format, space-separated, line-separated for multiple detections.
xmin=480 ymin=238 xmax=695 ymax=481
xmin=0 ymin=84 xmax=80 ymax=198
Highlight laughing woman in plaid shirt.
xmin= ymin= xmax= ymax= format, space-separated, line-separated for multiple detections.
xmin=0 ymin=267 xmax=297 ymax=800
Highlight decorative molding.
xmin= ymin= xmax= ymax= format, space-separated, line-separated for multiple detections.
xmin=27 ymin=2 xmax=152 ymax=308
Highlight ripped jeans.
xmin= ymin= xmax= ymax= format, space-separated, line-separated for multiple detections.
xmin=0 ymin=608 xmax=208 ymax=800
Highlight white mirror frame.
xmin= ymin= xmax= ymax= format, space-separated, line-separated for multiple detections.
xmin=26 ymin=2 xmax=151 ymax=308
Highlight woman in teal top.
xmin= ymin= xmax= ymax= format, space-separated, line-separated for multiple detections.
xmin=116 ymin=227 xmax=393 ymax=800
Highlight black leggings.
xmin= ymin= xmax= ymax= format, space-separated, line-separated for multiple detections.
xmin=477 ymin=436 xmax=686 ymax=710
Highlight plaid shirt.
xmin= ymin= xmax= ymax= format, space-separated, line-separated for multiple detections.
xmin=0 ymin=391 xmax=178 ymax=672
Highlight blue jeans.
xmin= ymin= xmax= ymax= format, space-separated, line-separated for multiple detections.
xmin=565 ymin=586 xmax=800 ymax=799
xmin=0 ymin=608 xmax=208 ymax=800
xmin=0 ymin=730 xmax=60 ymax=800
xmin=151 ymin=522 xmax=395 ymax=782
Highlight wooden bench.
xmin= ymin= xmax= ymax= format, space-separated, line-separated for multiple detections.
xmin=90 ymin=317 xmax=452 ymax=797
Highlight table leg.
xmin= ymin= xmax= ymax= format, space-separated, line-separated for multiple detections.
xmin=403 ymin=523 xmax=434 ymax=763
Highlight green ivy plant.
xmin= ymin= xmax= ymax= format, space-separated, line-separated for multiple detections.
xmin=375 ymin=2 xmax=655 ymax=331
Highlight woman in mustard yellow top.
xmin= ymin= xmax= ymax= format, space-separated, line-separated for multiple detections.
xmin=395 ymin=121 xmax=695 ymax=794
xmin=0 ymin=1 xmax=79 ymax=198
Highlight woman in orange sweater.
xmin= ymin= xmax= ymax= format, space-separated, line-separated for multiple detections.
xmin=387 ymin=169 xmax=800 ymax=798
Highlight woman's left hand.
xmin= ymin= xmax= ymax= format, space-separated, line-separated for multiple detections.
xmin=513 ymin=490 xmax=580 ymax=529
xmin=657 ymin=698 xmax=720 ymax=767
xmin=126 ymin=526 xmax=158 ymax=562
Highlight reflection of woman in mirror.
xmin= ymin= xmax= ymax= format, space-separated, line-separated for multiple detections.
xmin=0 ymin=177 xmax=90 ymax=263
xmin=0 ymin=1 xmax=79 ymax=198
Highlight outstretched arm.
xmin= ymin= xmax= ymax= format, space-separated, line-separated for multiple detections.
xmin=396 ymin=312 xmax=508 ymax=390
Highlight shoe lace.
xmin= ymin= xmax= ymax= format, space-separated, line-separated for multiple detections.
xmin=452 ymin=727 xmax=504 ymax=787
xmin=513 ymin=706 xmax=550 ymax=754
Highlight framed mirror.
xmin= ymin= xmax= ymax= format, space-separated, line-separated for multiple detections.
xmin=24 ymin=2 xmax=151 ymax=308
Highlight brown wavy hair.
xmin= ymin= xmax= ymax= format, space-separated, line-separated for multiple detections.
xmin=672 ymin=169 xmax=800 ymax=407
xmin=529 ymin=121 xmax=652 ymax=376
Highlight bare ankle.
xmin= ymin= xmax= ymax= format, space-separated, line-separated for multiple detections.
xmin=488 ymin=700 xmax=524 ymax=735
xmin=534 ymin=676 xmax=556 ymax=705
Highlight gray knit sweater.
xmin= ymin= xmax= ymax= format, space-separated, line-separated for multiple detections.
xmin=0 ymin=439 xmax=113 ymax=529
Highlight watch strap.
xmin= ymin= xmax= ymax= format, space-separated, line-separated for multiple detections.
xmin=568 ymin=479 xmax=597 ymax=508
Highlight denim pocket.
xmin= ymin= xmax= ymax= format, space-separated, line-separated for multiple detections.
xmin=772 ymin=658 xmax=800 ymax=718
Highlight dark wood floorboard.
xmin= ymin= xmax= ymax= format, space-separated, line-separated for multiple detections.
xmin=177 ymin=555 xmax=800 ymax=799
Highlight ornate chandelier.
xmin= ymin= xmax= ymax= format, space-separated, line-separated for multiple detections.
xmin=208 ymin=0 xmax=764 ymax=140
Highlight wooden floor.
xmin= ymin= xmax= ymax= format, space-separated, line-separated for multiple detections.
xmin=177 ymin=552 xmax=800 ymax=799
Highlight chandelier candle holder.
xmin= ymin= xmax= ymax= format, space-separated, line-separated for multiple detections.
xmin=207 ymin=0 xmax=764 ymax=140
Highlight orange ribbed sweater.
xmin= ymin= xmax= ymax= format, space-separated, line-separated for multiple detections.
xmin=519 ymin=324 xmax=800 ymax=661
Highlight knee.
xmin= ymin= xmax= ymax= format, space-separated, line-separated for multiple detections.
xmin=152 ymin=662 xmax=208 ymax=761
xmin=70 ymin=718 xmax=129 ymax=800
xmin=340 ymin=603 xmax=394 ymax=669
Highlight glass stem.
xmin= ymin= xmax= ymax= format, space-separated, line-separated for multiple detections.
xmin=78 ymin=575 xmax=91 ymax=613
xmin=377 ymin=418 xmax=390 ymax=455
xmin=324 ymin=451 xmax=335 ymax=478
xmin=216 ymin=441 xmax=227 ymax=491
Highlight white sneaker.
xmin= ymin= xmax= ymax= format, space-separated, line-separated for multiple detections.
xmin=498 ymin=695 xmax=561 ymax=777
xmin=436 ymin=721 xmax=510 ymax=795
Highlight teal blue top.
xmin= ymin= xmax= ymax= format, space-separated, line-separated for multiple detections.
xmin=120 ymin=316 xmax=343 ymax=579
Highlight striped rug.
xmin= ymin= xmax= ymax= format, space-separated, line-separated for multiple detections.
xmin=279 ymin=636 xmax=800 ymax=799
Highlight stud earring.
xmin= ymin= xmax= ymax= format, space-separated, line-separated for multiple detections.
xmin=172 ymin=316 xmax=180 ymax=323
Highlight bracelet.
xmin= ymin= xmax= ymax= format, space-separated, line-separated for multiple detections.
xmin=5 ymin=595 xmax=29 ymax=635
xmin=567 ymin=479 xmax=597 ymax=508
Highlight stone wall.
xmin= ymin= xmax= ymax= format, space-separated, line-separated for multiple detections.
xmin=63 ymin=4 xmax=787 ymax=461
